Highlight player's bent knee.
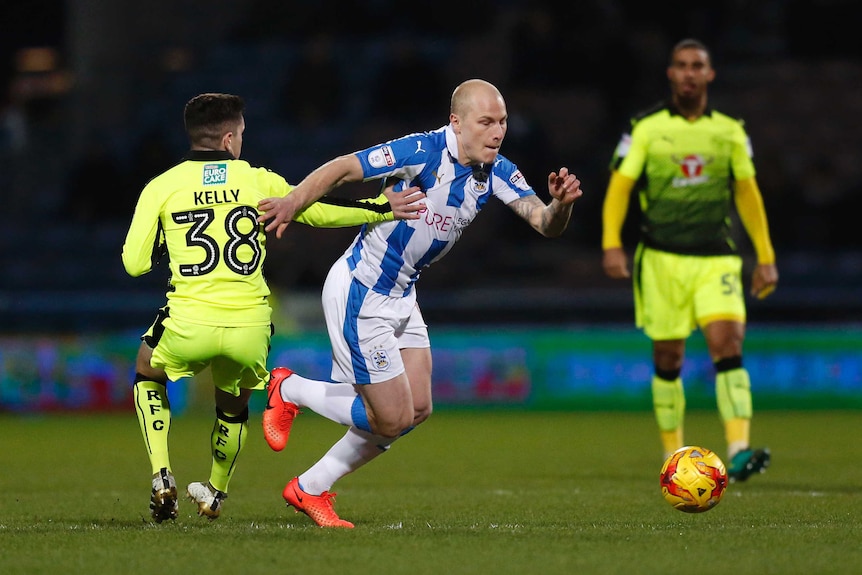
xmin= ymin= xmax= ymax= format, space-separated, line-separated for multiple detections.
xmin=367 ymin=408 xmax=415 ymax=438
xmin=374 ymin=420 xmax=411 ymax=439
xmin=413 ymin=404 xmax=432 ymax=426
xmin=134 ymin=370 xmax=167 ymax=386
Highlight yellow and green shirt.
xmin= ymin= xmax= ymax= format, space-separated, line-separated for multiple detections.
xmin=611 ymin=102 xmax=756 ymax=255
xmin=122 ymin=150 xmax=394 ymax=327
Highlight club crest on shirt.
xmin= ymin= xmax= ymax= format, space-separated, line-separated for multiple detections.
xmin=370 ymin=348 xmax=391 ymax=370
xmin=203 ymin=163 xmax=227 ymax=185
xmin=368 ymin=145 xmax=396 ymax=169
xmin=671 ymin=154 xmax=713 ymax=186
xmin=470 ymin=177 xmax=489 ymax=193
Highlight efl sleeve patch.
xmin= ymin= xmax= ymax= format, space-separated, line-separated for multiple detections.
xmin=367 ymin=145 xmax=396 ymax=169
xmin=509 ymin=169 xmax=530 ymax=191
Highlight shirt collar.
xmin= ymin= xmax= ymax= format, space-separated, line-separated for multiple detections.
xmin=444 ymin=124 xmax=460 ymax=163
xmin=444 ymin=124 xmax=493 ymax=181
xmin=667 ymin=101 xmax=713 ymax=118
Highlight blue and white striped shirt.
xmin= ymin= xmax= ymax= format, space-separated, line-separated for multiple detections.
xmin=343 ymin=124 xmax=536 ymax=297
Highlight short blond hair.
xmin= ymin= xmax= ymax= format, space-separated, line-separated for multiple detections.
xmin=450 ymin=79 xmax=502 ymax=117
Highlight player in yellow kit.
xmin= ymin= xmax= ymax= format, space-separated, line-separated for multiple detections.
xmin=601 ymin=39 xmax=779 ymax=482
xmin=122 ymin=93 xmax=424 ymax=522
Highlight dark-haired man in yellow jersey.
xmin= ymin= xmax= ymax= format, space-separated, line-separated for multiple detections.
xmin=122 ymin=93 xmax=424 ymax=522
xmin=601 ymin=39 xmax=778 ymax=482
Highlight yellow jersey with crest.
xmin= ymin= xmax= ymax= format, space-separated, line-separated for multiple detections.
xmin=611 ymin=102 xmax=755 ymax=255
xmin=122 ymin=150 xmax=393 ymax=327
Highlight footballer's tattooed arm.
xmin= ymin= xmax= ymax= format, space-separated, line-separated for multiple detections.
xmin=508 ymin=166 xmax=582 ymax=237
xmin=508 ymin=194 xmax=577 ymax=238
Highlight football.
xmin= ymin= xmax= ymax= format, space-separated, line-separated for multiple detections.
xmin=660 ymin=446 xmax=728 ymax=513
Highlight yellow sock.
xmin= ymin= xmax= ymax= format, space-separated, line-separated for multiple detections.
xmin=725 ymin=417 xmax=750 ymax=459
xmin=660 ymin=429 xmax=684 ymax=458
xmin=134 ymin=380 xmax=172 ymax=474
xmin=652 ymin=375 xmax=685 ymax=458
xmin=209 ymin=408 xmax=248 ymax=493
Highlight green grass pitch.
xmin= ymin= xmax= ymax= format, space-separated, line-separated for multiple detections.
xmin=2 ymin=409 xmax=860 ymax=574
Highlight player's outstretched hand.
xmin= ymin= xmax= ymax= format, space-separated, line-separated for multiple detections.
xmin=547 ymin=167 xmax=583 ymax=205
xmin=384 ymin=185 xmax=426 ymax=220
xmin=603 ymin=248 xmax=631 ymax=279
xmin=258 ymin=194 xmax=305 ymax=239
xmin=751 ymin=263 xmax=778 ymax=299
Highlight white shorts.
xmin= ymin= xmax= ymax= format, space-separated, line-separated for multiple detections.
xmin=322 ymin=258 xmax=430 ymax=385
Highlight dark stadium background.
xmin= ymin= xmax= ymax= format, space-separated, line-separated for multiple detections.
xmin=2 ymin=9 xmax=859 ymax=570
xmin=2 ymin=0 xmax=860 ymax=333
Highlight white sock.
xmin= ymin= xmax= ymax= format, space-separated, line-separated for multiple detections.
xmin=298 ymin=427 xmax=396 ymax=495
xmin=281 ymin=372 xmax=358 ymax=426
